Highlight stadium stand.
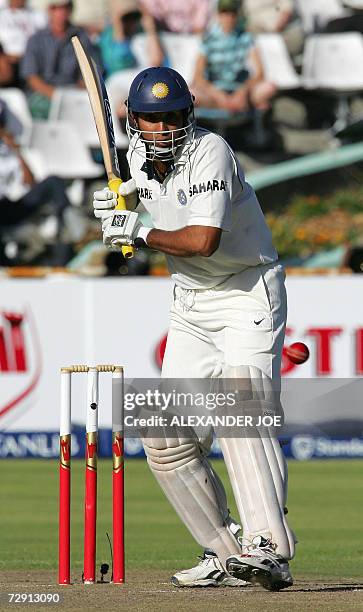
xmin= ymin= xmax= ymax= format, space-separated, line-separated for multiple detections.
xmin=302 ymin=32 xmax=363 ymax=131
xmin=1 ymin=0 xmax=363 ymax=268
xmin=295 ymin=0 xmax=349 ymax=33
xmin=0 ymin=88 xmax=33 ymax=145
xmin=256 ymin=34 xmax=300 ymax=90
xmin=28 ymin=120 xmax=104 ymax=179
xmin=49 ymin=88 xmax=128 ymax=148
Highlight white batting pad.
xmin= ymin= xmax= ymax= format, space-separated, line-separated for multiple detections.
xmin=143 ymin=433 xmax=240 ymax=565
xmin=220 ymin=364 xmax=296 ymax=559
xmin=200 ymin=454 xmax=241 ymax=536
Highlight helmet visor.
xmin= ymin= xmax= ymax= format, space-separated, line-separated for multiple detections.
xmin=126 ymin=107 xmax=195 ymax=161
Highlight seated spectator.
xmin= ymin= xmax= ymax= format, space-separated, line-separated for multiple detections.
xmin=0 ymin=0 xmax=47 ymax=86
xmin=0 ymin=99 xmax=86 ymax=265
xmin=192 ymin=0 xmax=276 ymax=113
xmin=0 ymin=100 xmax=72 ymax=227
xmin=20 ymin=0 xmax=100 ymax=119
xmin=243 ymin=0 xmax=304 ymax=56
xmin=140 ymin=0 xmax=213 ymax=34
xmin=325 ymin=1 xmax=363 ymax=34
xmin=105 ymin=1 xmax=165 ymax=120
xmin=0 ymin=43 xmax=15 ymax=86
xmin=99 ymin=0 xmax=163 ymax=79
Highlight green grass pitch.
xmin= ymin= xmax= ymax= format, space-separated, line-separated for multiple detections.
xmin=0 ymin=459 xmax=362 ymax=579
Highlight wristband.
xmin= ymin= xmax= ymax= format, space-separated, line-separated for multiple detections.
xmin=136 ymin=226 xmax=152 ymax=246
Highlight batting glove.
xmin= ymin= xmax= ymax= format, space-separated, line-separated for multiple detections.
xmin=103 ymin=209 xmax=151 ymax=248
xmin=93 ymin=178 xmax=138 ymax=221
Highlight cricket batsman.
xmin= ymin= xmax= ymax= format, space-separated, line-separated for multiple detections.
xmin=93 ymin=66 xmax=296 ymax=590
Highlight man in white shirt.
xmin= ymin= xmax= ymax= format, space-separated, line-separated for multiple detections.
xmin=0 ymin=0 xmax=46 ymax=85
xmin=0 ymin=0 xmax=46 ymax=58
xmin=93 ymin=67 xmax=296 ymax=591
xmin=0 ymin=99 xmax=77 ymax=258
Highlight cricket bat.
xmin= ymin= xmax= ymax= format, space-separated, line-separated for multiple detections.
xmin=71 ymin=36 xmax=134 ymax=259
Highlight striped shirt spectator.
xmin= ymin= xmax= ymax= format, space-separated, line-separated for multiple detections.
xmin=0 ymin=1 xmax=46 ymax=58
xmin=192 ymin=0 xmax=276 ymax=114
xmin=200 ymin=21 xmax=254 ymax=92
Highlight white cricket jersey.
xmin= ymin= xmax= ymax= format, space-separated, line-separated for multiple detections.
xmin=127 ymin=127 xmax=277 ymax=289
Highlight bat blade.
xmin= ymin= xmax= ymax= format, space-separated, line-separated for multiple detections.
xmin=71 ymin=35 xmax=119 ymax=180
xmin=72 ymin=36 xmax=134 ymax=259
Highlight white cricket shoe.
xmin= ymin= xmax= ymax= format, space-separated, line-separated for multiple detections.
xmin=226 ymin=536 xmax=293 ymax=591
xmin=171 ymin=550 xmax=249 ymax=588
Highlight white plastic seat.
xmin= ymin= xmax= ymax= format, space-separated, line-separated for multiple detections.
xmin=256 ymin=34 xmax=301 ymax=90
xmin=160 ymin=33 xmax=201 ymax=84
xmin=28 ymin=120 xmax=104 ymax=179
xmin=20 ymin=148 xmax=48 ymax=181
xmin=106 ymin=34 xmax=200 ymax=118
xmin=295 ymin=0 xmax=349 ymax=33
xmin=131 ymin=33 xmax=200 ymax=84
xmin=302 ymin=33 xmax=363 ymax=90
xmin=0 ymin=87 xmax=33 ymax=145
xmin=302 ymin=33 xmax=363 ymax=132
xmin=49 ymin=87 xmax=128 ymax=149
xmin=105 ymin=68 xmax=140 ymax=130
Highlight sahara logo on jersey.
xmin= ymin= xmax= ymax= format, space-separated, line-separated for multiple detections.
xmin=137 ymin=187 xmax=153 ymax=200
xmin=189 ymin=179 xmax=227 ymax=196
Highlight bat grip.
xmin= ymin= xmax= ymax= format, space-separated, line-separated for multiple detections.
xmin=108 ymin=178 xmax=134 ymax=259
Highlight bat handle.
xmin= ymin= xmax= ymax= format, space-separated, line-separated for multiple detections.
xmin=108 ymin=178 xmax=134 ymax=259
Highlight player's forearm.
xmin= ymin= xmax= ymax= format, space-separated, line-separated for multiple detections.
xmin=27 ymin=75 xmax=55 ymax=98
xmin=147 ymin=226 xmax=220 ymax=257
xmin=19 ymin=157 xmax=35 ymax=186
xmin=0 ymin=56 xmax=14 ymax=84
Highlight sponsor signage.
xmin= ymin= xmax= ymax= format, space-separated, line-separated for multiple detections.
xmin=0 ymin=275 xmax=362 ymax=458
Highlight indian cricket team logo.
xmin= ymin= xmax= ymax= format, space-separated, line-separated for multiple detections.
xmin=151 ymin=82 xmax=169 ymax=99
xmin=0 ymin=308 xmax=42 ymax=427
xmin=177 ymin=189 xmax=187 ymax=206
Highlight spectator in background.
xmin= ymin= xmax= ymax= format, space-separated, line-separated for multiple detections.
xmin=99 ymin=0 xmax=163 ymax=79
xmin=243 ymin=0 xmax=303 ymax=56
xmin=140 ymin=0 xmax=213 ymax=34
xmin=192 ymin=0 xmax=276 ymax=113
xmin=0 ymin=0 xmax=47 ymax=86
xmin=20 ymin=0 xmax=99 ymax=119
xmin=325 ymin=1 xmax=363 ymax=34
xmin=105 ymin=0 xmax=164 ymax=121
xmin=0 ymin=99 xmax=76 ymax=255
xmin=0 ymin=43 xmax=15 ymax=86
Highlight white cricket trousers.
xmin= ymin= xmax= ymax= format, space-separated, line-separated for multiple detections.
xmin=162 ymin=262 xmax=287 ymax=380
xmin=144 ymin=262 xmax=296 ymax=562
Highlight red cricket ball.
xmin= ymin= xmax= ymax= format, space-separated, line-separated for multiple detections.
xmin=286 ymin=342 xmax=310 ymax=365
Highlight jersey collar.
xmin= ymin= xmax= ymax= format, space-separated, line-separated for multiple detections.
xmin=140 ymin=159 xmax=175 ymax=182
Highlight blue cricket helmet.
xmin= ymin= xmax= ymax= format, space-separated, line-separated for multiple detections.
xmin=127 ymin=67 xmax=194 ymax=113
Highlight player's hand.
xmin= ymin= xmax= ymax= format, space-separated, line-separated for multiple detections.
xmin=93 ymin=179 xmax=138 ymax=222
xmin=93 ymin=187 xmax=116 ymax=221
xmin=102 ymin=209 xmax=150 ymax=248
xmin=118 ymin=178 xmax=138 ymax=211
xmin=228 ymin=89 xmax=249 ymax=112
